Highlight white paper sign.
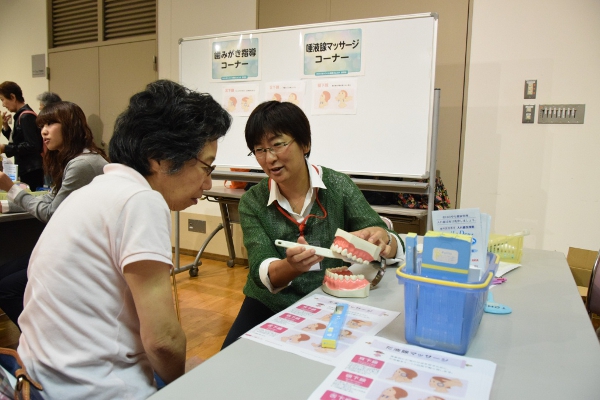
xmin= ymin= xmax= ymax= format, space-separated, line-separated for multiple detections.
xmin=243 ymin=294 xmax=399 ymax=366
xmin=308 ymin=336 xmax=496 ymax=400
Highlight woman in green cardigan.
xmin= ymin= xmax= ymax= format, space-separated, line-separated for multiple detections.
xmin=221 ymin=101 xmax=404 ymax=349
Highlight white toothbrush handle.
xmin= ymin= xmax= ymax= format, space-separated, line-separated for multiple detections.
xmin=274 ymin=239 xmax=338 ymax=259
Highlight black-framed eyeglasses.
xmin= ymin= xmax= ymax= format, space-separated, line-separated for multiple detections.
xmin=248 ymin=139 xmax=295 ymax=159
xmin=196 ymin=157 xmax=216 ymax=176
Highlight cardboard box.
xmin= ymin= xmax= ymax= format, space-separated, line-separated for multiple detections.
xmin=567 ymin=247 xmax=598 ymax=295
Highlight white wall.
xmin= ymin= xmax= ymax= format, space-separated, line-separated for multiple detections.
xmin=157 ymin=0 xmax=256 ymax=219
xmin=0 ymin=0 xmax=48 ymax=149
xmin=157 ymin=0 xmax=256 ymax=256
xmin=462 ymin=0 xmax=600 ymax=254
xmin=158 ymin=0 xmax=256 ymax=81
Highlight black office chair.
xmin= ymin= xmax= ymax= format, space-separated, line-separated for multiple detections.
xmin=585 ymin=249 xmax=600 ymax=339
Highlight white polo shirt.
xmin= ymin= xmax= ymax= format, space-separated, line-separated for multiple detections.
xmin=18 ymin=164 xmax=173 ymax=400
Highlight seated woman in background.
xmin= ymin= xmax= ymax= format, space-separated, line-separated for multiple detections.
xmin=18 ymin=80 xmax=232 ymax=399
xmin=221 ymin=101 xmax=404 ymax=349
xmin=0 ymin=101 xmax=108 ymax=327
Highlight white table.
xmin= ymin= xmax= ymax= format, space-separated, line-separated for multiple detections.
xmin=174 ymin=184 xmax=428 ymax=274
xmin=151 ymin=248 xmax=600 ymax=399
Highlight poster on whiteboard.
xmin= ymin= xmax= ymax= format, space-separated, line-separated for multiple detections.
xmin=312 ymin=78 xmax=358 ymax=115
xmin=211 ymin=35 xmax=260 ymax=81
xmin=303 ymin=28 xmax=364 ymax=78
xmin=221 ymin=84 xmax=259 ymax=116
xmin=265 ymin=81 xmax=306 ymax=109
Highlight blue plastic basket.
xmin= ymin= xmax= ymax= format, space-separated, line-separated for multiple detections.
xmin=396 ymin=253 xmax=499 ymax=355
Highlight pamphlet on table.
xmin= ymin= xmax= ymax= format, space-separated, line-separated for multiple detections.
xmin=243 ymin=294 xmax=399 ymax=366
xmin=308 ymin=336 xmax=496 ymax=400
xmin=432 ymin=208 xmax=491 ymax=281
xmin=495 ymin=261 xmax=521 ymax=277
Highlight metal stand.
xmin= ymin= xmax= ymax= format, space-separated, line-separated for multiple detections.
xmin=426 ymin=88 xmax=441 ymax=231
xmin=173 ymin=194 xmax=239 ymax=279
xmin=173 ymin=223 xmax=226 ymax=277
xmin=218 ymin=201 xmax=237 ymax=268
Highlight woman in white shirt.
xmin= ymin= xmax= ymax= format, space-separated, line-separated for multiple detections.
xmin=18 ymin=80 xmax=232 ymax=399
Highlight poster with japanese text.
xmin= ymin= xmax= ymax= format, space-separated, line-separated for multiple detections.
xmin=312 ymin=79 xmax=358 ymax=115
xmin=211 ymin=35 xmax=260 ymax=81
xmin=303 ymin=28 xmax=363 ymax=78
xmin=222 ymin=84 xmax=259 ymax=116
xmin=308 ymin=336 xmax=496 ymax=400
xmin=431 ymin=208 xmax=490 ymax=273
xmin=264 ymin=81 xmax=306 ymax=109
xmin=243 ymin=294 xmax=399 ymax=366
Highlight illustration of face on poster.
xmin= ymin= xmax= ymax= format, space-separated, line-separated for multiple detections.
xmin=265 ymin=81 xmax=306 ymax=109
xmin=311 ymin=78 xmax=357 ymax=115
xmin=222 ymin=84 xmax=259 ymax=116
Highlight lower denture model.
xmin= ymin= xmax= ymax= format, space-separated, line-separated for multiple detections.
xmin=330 ymin=228 xmax=381 ymax=265
xmin=322 ymin=229 xmax=384 ymax=297
xmin=322 ymin=266 xmax=370 ymax=298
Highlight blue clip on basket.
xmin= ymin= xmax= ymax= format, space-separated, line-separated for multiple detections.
xmin=396 ymin=252 xmax=499 ymax=355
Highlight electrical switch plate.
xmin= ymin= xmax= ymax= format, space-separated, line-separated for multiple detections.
xmin=538 ymin=104 xmax=585 ymax=124
xmin=522 ymin=104 xmax=535 ymax=123
xmin=188 ymin=219 xmax=206 ymax=233
xmin=524 ymin=80 xmax=537 ymax=99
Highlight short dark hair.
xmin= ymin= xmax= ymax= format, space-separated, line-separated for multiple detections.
xmin=109 ymin=80 xmax=232 ymax=176
xmin=0 ymin=81 xmax=24 ymax=102
xmin=245 ymin=101 xmax=312 ymax=158
xmin=37 ymin=91 xmax=62 ymax=107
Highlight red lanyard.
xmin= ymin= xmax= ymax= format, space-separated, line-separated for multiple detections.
xmin=274 ymin=191 xmax=327 ymax=237
xmin=269 ymin=165 xmax=328 ymax=238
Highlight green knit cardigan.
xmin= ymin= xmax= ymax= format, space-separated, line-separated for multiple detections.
xmin=239 ymin=166 xmax=403 ymax=313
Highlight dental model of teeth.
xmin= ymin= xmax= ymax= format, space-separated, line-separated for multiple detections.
xmin=330 ymin=228 xmax=381 ymax=265
xmin=322 ymin=267 xmax=370 ymax=298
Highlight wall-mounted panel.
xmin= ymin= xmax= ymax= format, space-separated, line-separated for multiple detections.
xmin=99 ymin=40 xmax=157 ymax=146
xmin=48 ymin=48 xmax=101 ymax=145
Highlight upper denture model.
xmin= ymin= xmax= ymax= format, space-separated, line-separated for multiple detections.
xmin=330 ymin=228 xmax=381 ymax=265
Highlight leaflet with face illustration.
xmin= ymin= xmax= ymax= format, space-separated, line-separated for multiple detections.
xmin=308 ymin=336 xmax=496 ymax=400
xmin=243 ymin=294 xmax=399 ymax=366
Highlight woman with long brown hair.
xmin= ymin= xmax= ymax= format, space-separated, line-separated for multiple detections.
xmin=0 ymin=101 xmax=108 ymax=327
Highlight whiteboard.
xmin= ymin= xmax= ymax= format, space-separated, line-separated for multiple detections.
xmin=179 ymin=13 xmax=437 ymax=178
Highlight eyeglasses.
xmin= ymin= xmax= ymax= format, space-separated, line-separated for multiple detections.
xmin=196 ymin=157 xmax=216 ymax=176
xmin=248 ymin=139 xmax=295 ymax=159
